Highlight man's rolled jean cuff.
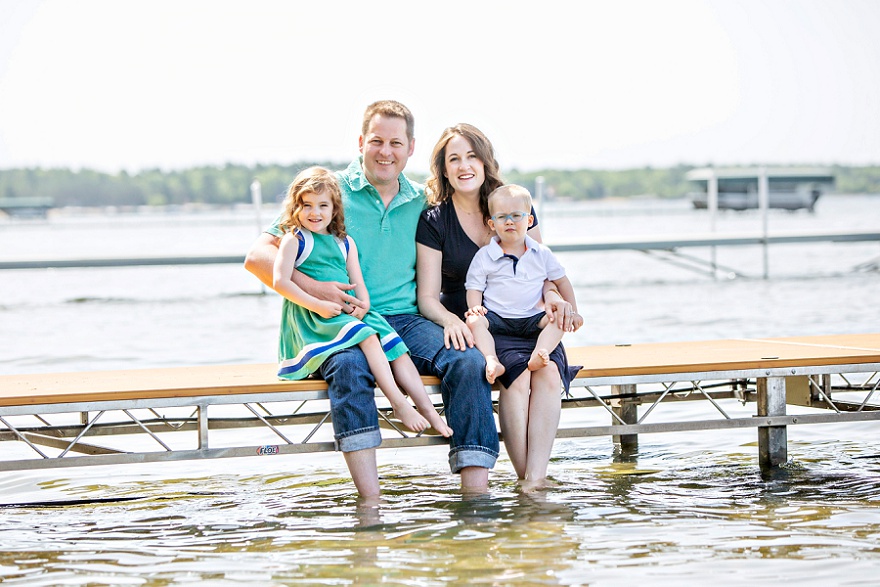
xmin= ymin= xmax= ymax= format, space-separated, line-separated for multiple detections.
xmin=336 ymin=427 xmax=382 ymax=452
xmin=449 ymin=446 xmax=498 ymax=473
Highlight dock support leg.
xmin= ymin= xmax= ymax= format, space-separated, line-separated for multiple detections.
xmin=757 ymin=376 xmax=787 ymax=473
xmin=810 ymin=374 xmax=831 ymax=404
xmin=611 ymin=384 xmax=638 ymax=453
xmin=198 ymin=404 xmax=209 ymax=450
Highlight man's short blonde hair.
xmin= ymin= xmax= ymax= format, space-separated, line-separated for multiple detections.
xmin=362 ymin=100 xmax=415 ymax=141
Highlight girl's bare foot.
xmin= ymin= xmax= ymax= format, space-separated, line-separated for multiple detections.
xmin=425 ymin=411 xmax=454 ymax=438
xmin=528 ymin=348 xmax=550 ymax=371
xmin=485 ymin=355 xmax=506 ymax=384
xmin=518 ymin=477 xmax=559 ymax=493
xmin=391 ymin=400 xmax=429 ymax=433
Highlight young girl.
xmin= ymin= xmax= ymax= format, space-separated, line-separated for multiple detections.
xmin=272 ymin=166 xmax=452 ymax=437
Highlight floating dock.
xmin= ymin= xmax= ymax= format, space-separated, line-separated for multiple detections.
xmin=0 ymin=197 xmax=54 ymax=218
xmin=1 ymin=334 xmax=878 ymax=476
xmin=687 ymin=166 xmax=834 ymax=211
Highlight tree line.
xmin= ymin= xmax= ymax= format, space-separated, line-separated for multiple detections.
xmin=1 ymin=163 xmax=878 ymax=208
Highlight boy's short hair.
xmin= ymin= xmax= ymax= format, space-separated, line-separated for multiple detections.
xmin=487 ymin=184 xmax=532 ymax=212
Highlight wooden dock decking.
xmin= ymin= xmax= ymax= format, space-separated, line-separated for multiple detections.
xmin=1 ymin=334 xmax=879 ymax=473
xmin=565 ymin=333 xmax=880 ymax=379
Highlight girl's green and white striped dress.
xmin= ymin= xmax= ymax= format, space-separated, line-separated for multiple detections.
xmin=277 ymin=228 xmax=408 ymax=380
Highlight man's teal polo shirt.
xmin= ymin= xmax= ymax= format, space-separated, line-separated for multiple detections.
xmin=268 ymin=158 xmax=426 ymax=316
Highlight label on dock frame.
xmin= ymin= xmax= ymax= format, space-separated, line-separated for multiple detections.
xmin=256 ymin=445 xmax=280 ymax=456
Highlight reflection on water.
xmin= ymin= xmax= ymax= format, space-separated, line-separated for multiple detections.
xmin=2 ymin=437 xmax=880 ymax=586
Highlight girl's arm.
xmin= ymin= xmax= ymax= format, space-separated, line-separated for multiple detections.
xmin=273 ymin=233 xmax=344 ymax=319
xmin=344 ymin=237 xmax=370 ymax=320
xmin=416 ymin=243 xmax=474 ymax=350
xmin=246 ymin=231 xmax=367 ymax=311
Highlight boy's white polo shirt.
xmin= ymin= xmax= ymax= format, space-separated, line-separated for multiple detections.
xmin=465 ymin=235 xmax=566 ymax=319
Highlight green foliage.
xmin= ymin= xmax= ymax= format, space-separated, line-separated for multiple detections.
xmin=831 ymin=165 xmax=880 ymax=194
xmin=0 ymin=163 xmax=877 ymax=208
xmin=504 ymin=165 xmax=695 ymax=200
xmin=0 ymin=162 xmax=348 ymax=208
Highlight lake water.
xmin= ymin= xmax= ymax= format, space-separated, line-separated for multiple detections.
xmin=0 ymin=195 xmax=879 ymax=585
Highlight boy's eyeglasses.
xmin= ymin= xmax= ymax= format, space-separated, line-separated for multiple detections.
xmin=490 ymin=211 xmax=528 ymax=223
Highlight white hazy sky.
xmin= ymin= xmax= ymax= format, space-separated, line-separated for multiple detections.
xmin=1 ymin=0 xmax=879 ymax=175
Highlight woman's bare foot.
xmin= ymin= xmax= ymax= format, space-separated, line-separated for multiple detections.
xmin=425 ymin=411 xmax=454 ymax=438
xmin=485 ymin=355 xmax=506 ymax=384
xmin=390 ymin=400 xmax=429 ymax=433
xmin=527 ymin=348 xmax=550 ymax=371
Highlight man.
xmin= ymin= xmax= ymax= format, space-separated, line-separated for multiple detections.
xmin=244 ymin=100 xmax=498 ymax=496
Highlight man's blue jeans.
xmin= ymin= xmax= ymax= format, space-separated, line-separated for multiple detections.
xmin=318 ymin=313 xmax=499 ymax=473
xmin=386 ymin=313 xmax=499 ymax=473
xmin=317 ymin=345 xmax=383 ymax=452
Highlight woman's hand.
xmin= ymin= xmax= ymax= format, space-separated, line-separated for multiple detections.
xmin=443 ymin=316 xmax=475 ymax=351
xmin=545 ymin=298 xmax=583 ymax=332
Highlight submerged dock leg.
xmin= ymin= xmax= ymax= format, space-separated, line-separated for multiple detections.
xmin=757 ymin=377 xmax=787 ymax=473
xmin=198 ymin=404 xmax=209 ymax=450
xmin=611 ymin=384 xmax=639 ymax=453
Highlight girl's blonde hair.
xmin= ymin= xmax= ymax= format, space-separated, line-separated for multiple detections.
xmin=279 ymin=166 xmax=346 ymax=238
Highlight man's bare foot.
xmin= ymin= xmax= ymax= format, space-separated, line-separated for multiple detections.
xmin=485 ymin=355 xmax=506 ymax=384
xmin=528 ymin=348 xmax=550 ymax=371
xmin=391 ymin=400 xmax=429 ymax=433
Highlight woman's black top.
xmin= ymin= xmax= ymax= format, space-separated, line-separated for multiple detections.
xmin=415 ymin=201 xmax=578 ymax=391
xmin=416 ymin=201 xmax=538 ymax=319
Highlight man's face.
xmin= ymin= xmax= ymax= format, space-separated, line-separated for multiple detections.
xmin=358 ymin=114 xmax=414 ymax=189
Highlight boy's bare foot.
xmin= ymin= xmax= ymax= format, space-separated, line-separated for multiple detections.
xmin=391 ymin=400 xmax=429 ymax=433
xmin=527 ymin=348 xmax=550 ymax=371
xmin=485 ymin=355 xmax=506 ymax=384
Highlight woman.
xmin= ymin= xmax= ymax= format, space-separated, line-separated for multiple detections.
xmin=415 ymin=123 xmax=583 ymax=489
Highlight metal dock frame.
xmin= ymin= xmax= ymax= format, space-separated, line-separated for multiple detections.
xmin=0 ymin=350 xmax=880 ymax=475
xmin=565 ymin=363 xmax=880 ymax=476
